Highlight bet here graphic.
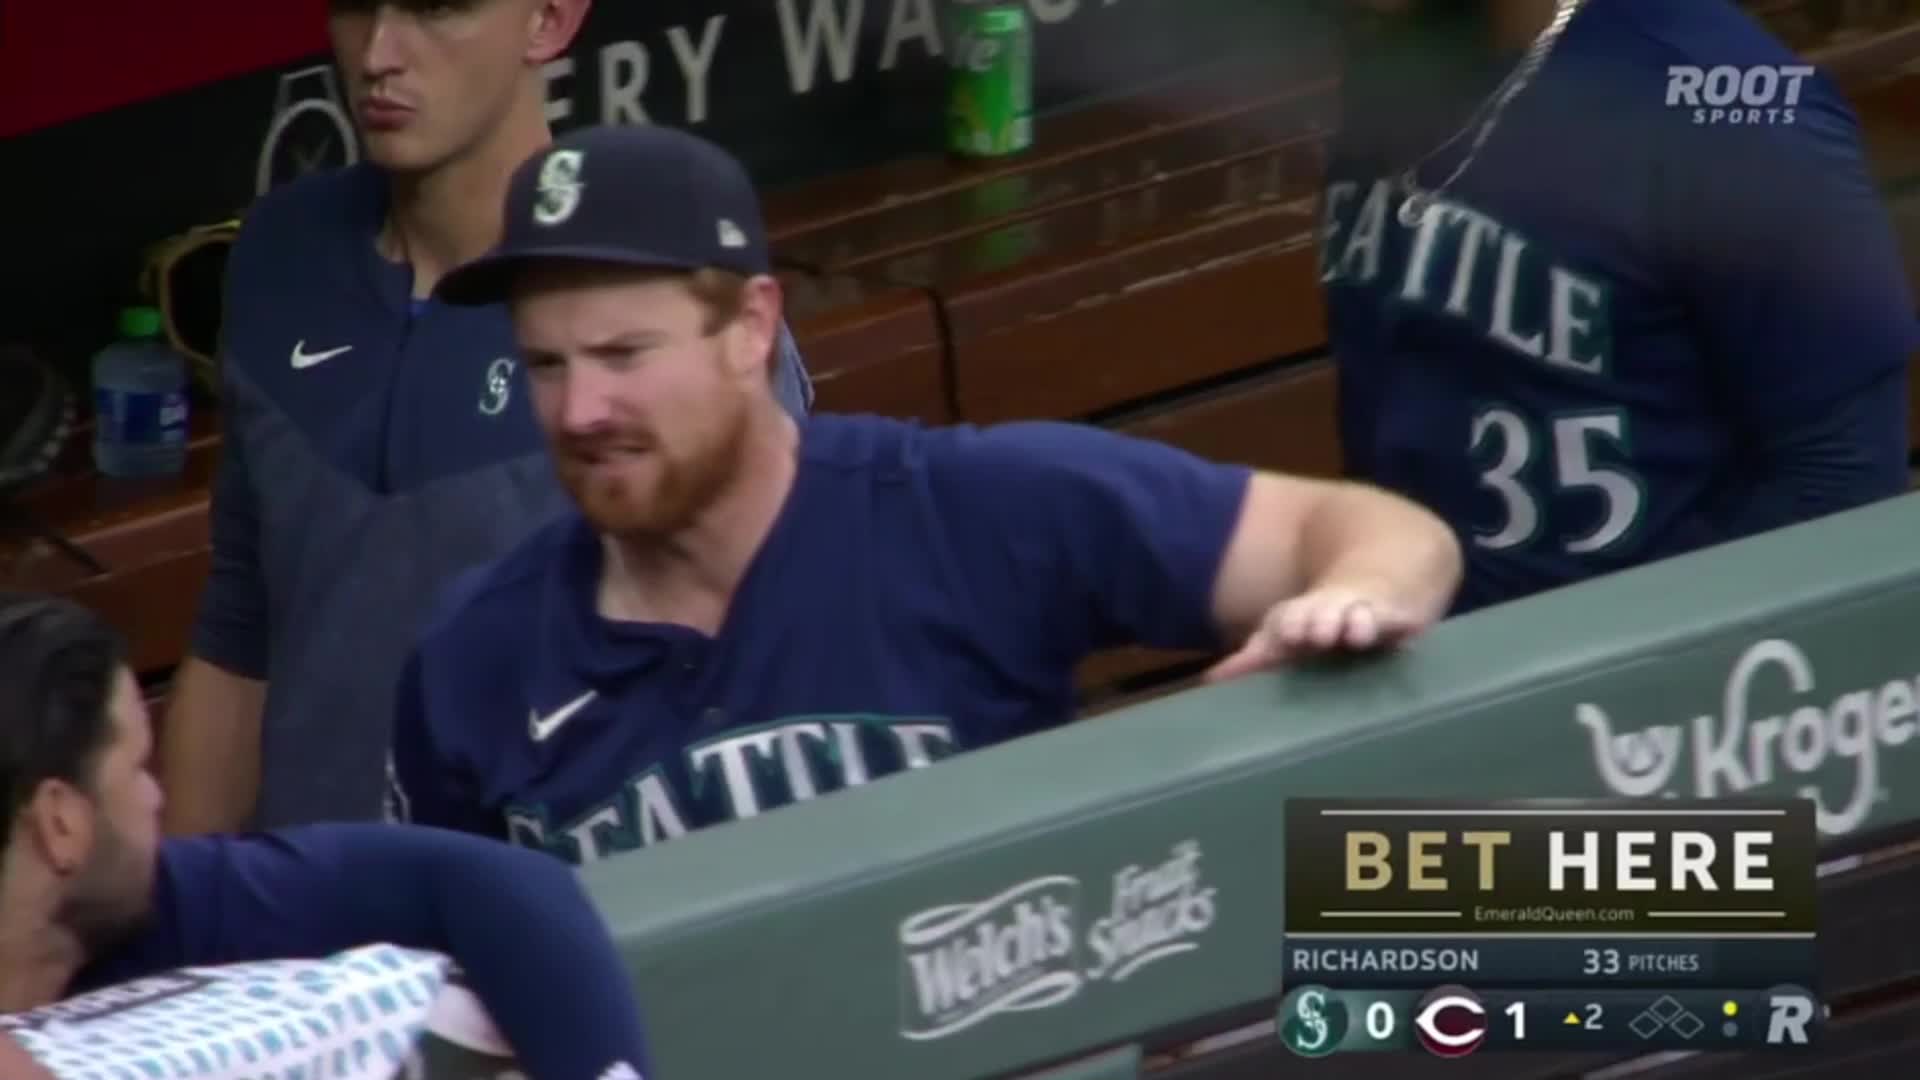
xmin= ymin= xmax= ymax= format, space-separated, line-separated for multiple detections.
xmin=1284 ymin=798 xmax=1817 ymax=936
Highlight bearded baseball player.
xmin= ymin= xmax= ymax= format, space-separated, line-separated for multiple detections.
xmin=384 ymin=123 xmax=1464 ymax=863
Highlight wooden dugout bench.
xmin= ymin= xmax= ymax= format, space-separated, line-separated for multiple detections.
xmin=5 ymin=5 xmax=1920 ymax=708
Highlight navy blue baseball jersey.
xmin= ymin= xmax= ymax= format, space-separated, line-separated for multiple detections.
xmin=198 ymin=163 xmax=813 ymax=826
xmin=71 ymin=825 xmax=650 ymax=1080
xmin=1323 ymin=0 xmax=1915 ymax=613
xmin=388 ymin=415 xmax=1249 ymax=863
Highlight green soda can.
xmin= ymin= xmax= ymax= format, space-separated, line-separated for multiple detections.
xmin=945 ymin=1 xmax=1034 ymax=158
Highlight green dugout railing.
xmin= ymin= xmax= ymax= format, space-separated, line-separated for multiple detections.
xmin=580 ymin=491 xmax=1920 ymax=1080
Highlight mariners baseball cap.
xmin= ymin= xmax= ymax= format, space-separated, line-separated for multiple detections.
xmin=436 ymin=123 xmax=772 ymax=306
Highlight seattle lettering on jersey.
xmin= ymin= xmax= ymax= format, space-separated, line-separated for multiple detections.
xmin=1319 ymin=178 xmax=1615 ymax=378
xmin=503 ymin=714 xmax=959 ymax=863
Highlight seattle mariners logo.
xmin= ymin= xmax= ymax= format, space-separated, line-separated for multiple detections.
xmin=1281 ymin=985 xmax=1349 ymax=1058
xmin=533 ymin=149 xmax=585 ymax=226
xmin=479 ymin=357 xmax=515 ymax=417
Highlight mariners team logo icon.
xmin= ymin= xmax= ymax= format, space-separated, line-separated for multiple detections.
xmin=1280 ymin=984 xmax=1348 ymax=1058
xmin=534 ymin=149 xmax=586 ymax=225
xmin=478 ymin=357 xmax=515 ymax=417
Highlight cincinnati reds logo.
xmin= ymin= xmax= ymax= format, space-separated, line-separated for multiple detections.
xmin=1414 ymin=985 xmax=1489 ymax=1058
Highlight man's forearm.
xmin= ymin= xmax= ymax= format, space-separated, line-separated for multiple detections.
xmin=158 ymin=656 xmax=267 ymax=835
xmin=1300 ymin=482 xmax=1463 ymax=623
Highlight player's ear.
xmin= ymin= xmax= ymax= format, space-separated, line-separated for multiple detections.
xmin=526 ymin=0 xmax=591 ymax=66
xmin=23 ymin=776 xmax=97 ymax=878
xmin=729 ymin=274 xmax=783 ymax=383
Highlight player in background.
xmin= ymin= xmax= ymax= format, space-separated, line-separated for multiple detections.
xmin=1321 ymin=0 xmax=1914 ymax=613
xmin=0 ymin=593 xmax=650 ymax=1079
xmin=157 ymin=0 xmax=815 ymax=832
xmin=384 ymin=124 xmax=1464 ymax=864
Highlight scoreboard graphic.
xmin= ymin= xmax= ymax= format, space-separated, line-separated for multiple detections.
xmin=1278 ymin=799 xmax=1823 ymax=1058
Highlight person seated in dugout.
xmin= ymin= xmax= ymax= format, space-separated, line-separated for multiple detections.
xmin=0 ymin=591 xmax=651 ymax=1080
xmin=386 ymin=123 xmax=1466 ymax=864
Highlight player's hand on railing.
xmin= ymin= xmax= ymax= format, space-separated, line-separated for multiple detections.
xmin=1204 ymin=580 xmax=1429 ymax=682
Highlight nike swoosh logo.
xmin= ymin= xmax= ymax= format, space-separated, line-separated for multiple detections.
xmin=529 ymin=690 xmax=598 ymax=743
xmin=290 ymin=341 xmax=353 ymax=369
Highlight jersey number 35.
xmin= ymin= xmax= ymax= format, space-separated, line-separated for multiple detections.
xmin=1470 ymin=405 xmax=1645 ymax=555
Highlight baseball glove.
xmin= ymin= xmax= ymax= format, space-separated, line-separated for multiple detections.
xmin=0 ymin=344 xmax=75 ymax=500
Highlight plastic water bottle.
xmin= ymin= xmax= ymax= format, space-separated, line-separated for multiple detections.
xmin=91 ymin=305 xmax=190 ymax=478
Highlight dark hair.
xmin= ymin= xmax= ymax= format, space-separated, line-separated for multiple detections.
xmin=0 ymin=593 xmax=125 ymax=857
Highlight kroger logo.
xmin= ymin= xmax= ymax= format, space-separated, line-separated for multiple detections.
xmin=1577 ymin=638 xmax=1918 ymax=836
xmin=1665 ymin=64 xmax=1815 ymax=125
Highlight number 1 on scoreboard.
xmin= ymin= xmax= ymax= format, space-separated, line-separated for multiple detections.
xmin=1505 ymin=1000 xmax=1526 ymax=1041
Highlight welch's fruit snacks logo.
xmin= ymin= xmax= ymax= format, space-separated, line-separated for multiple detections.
xmin=897 ymin=842 xmax=1220 ymax=1040
xmin=898 ymin=875 xmax=1081 ymax=1040
xmin=1085 ymin=840 xmax=1217 ymax=982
